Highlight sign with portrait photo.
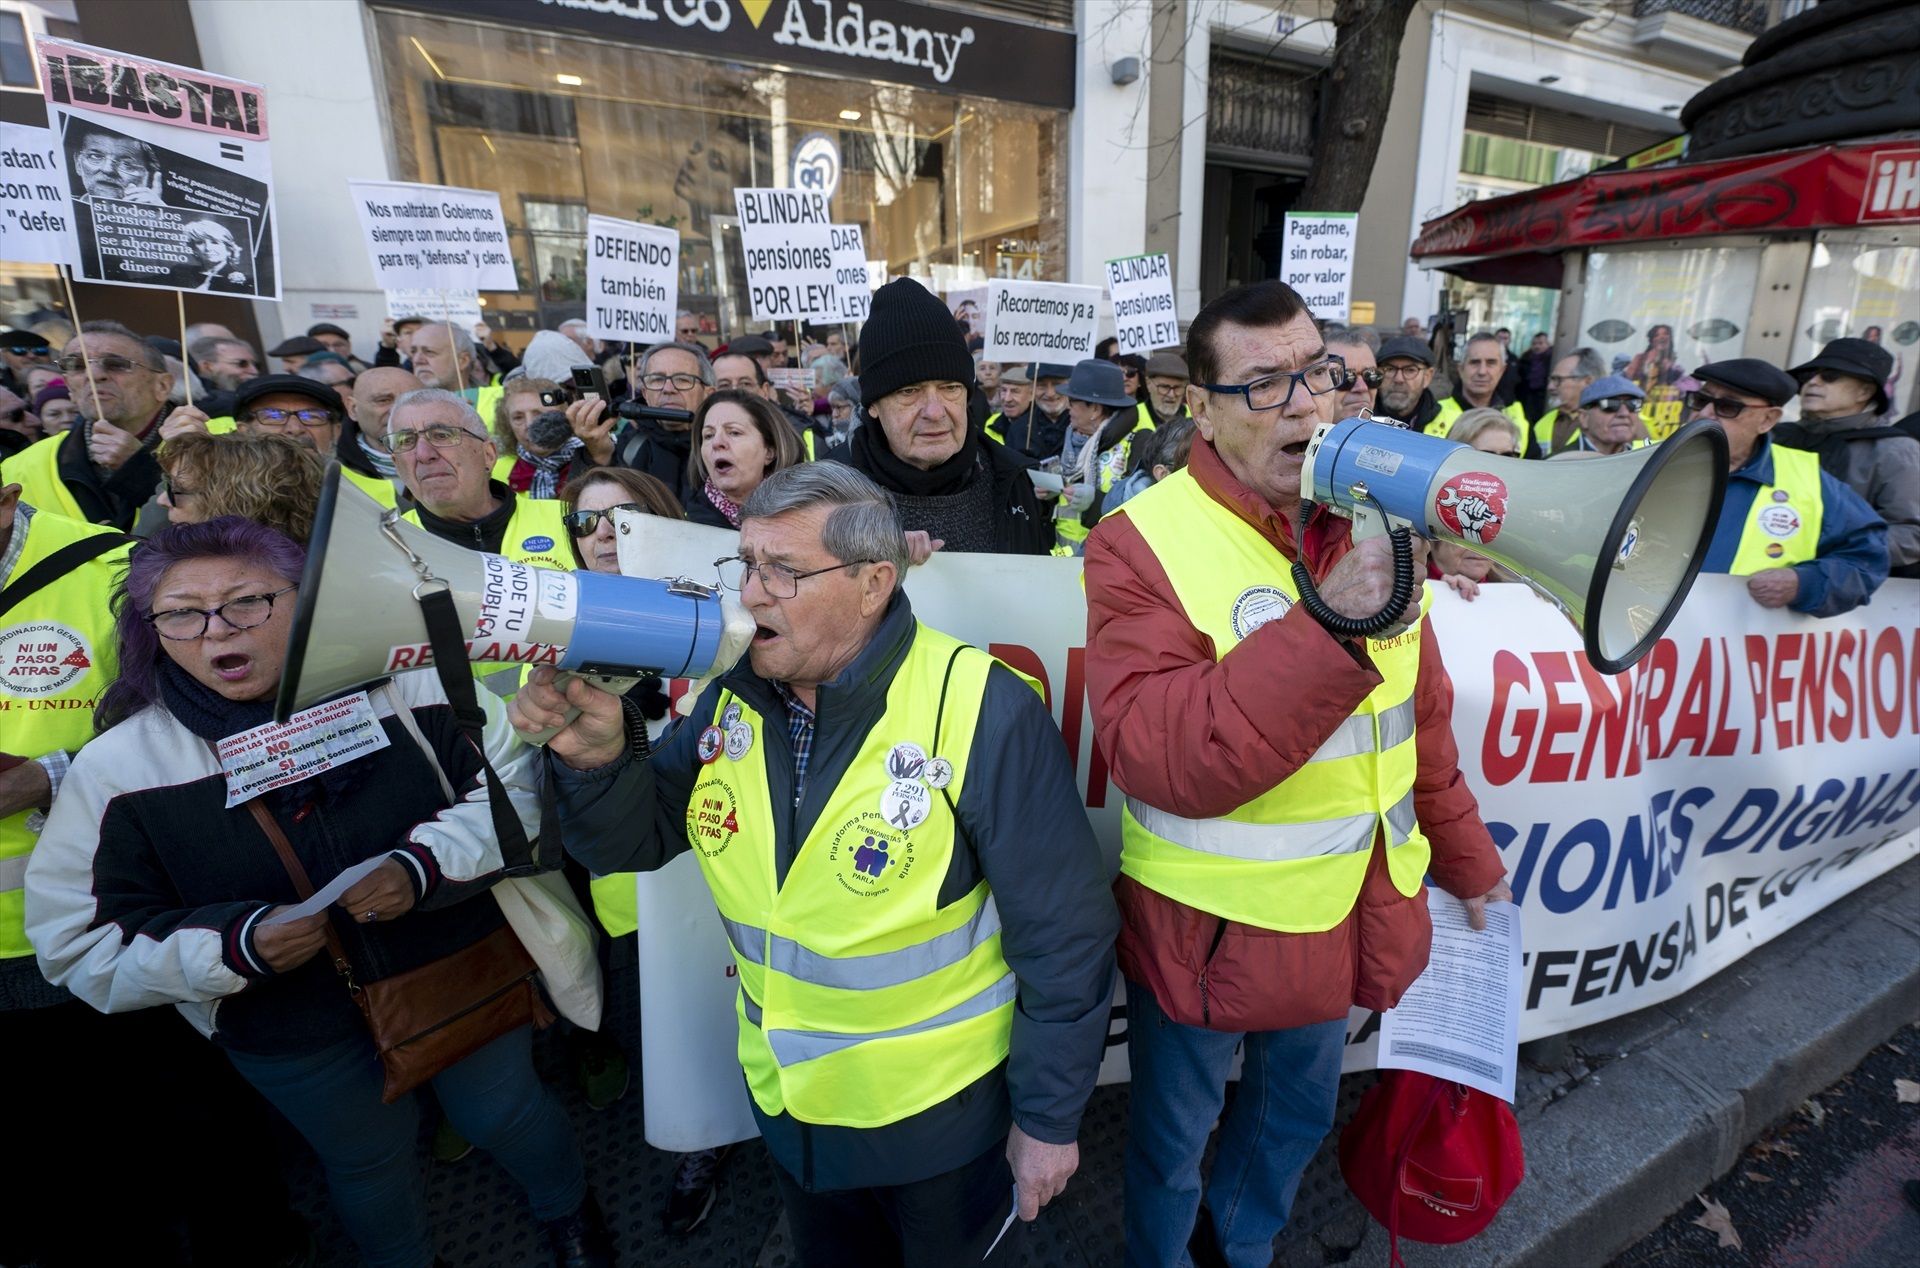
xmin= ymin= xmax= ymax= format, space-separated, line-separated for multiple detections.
xmin=35 ymin=37 xmax=279 ymax=299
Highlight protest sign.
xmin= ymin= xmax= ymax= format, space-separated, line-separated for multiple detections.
xmin=1282 ymin=211 xmax=1356 ymax=321
xmin=384 ymin=287 xmax=481 ymax=331
xmin=981 ymin=279 xmax=1102 ymax=362
xmin=36 ymin=37 xmax=279 ymax=298
xmin=0 ymin=122 xmax=77 ymax=266
xmin=615 ymin=508 xmax=1920 ymax=1147
xmin=348 ymin=178 xmax=516 ymax=292
xmin=829 ymin=225 xmax=872 ymax=322
xmin=732 ymin=187 xmax=844 ymax=322
xmin=585 ymin=213 xmax=677 ymax=343
xmin=1104 ymin=253 xmax=1179 ymax=355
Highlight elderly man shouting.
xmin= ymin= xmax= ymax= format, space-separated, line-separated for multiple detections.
xmin=1085 ymin=280 xmax=1510 ymax=1268
xmin=513 ymin=463 xmax=1116 ymax=1267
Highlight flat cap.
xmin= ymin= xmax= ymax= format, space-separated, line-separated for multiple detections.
xmin=1376 ymin=335 xmax=1432 ymax=366
xmin=1143 ymin=351 xmax=1190 ymax=379
xmin=1579 ymin=374 xmax=1646 ymax=408
xmin=1691 ymin=358 xmax=1799 ymax=407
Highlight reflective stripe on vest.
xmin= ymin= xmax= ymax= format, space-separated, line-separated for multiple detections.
xmin=984 ymin=413 xmax=1005 ymax=445
xmin=1728 ymin=444 xmax=1824 ymax=575
xmin=1 ymin=434 xmax=88 ymax=523
xmin=0 ymin=511 xmax=131 ymax=957
xmin=690 ymin=624 xmax=1026 ymax=1128
xmin=1111 ymin=469 xmax=1431 ymax=933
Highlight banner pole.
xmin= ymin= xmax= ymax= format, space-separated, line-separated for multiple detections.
xmin=444 ymin=290 xmax=466 ymax=395
xmin=58 ymin=265 xmax=102 ymax=423
xmin=176 ymin=290 xmax=192 ymax=407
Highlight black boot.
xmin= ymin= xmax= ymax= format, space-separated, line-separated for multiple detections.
xmin=543 ymin=1194 xmax=614 ymax=1268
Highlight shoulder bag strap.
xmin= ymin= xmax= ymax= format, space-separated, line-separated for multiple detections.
xmin=229 ymin=762 xmax=359 ymax=986
xmin=0 ymin=532 xmax=133 ymax=620
xmin=416 ymin=585 xmax=552 ymax=875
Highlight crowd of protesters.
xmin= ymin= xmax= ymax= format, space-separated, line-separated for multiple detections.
xmin=0 ymin=273 xmax=1911 ymax=1268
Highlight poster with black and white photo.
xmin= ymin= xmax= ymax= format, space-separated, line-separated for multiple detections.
xmin=35 ymin=36 xmax=279 ymax=299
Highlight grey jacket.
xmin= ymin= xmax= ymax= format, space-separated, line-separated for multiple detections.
xmin=1775 ymin=411 xmax=1920 ymax=578
xmin=548 ymin=592 xmax=1118 ymax=1190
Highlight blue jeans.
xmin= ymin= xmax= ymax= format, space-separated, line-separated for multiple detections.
xmin=227 ymin=1025 xmax=585 ymax=1268
xmin=1122 ymin=978 xmax=1346 ymax=1268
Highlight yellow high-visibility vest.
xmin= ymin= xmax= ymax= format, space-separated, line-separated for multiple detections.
xmin=1424 ymin=397 xmax=1527 ymax=438
xmin=1728 ymin=443 xmax=1823 ymax=575
xmin=1055 ymin=413 xmax=1156 ymax=552
xmin=1 ymin=435 xmax=87 ymax=523
xmin=1112 ymin=469 xmax=1431 ymax=931
xmin=691 ymin=625 xmax=1024 ymax=1127
xmin=1 ymin=512 xmax=130 ymax=957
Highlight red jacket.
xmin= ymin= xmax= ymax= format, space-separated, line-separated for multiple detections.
xmin=1083 ymin=439 xmax=1507 ymax=1033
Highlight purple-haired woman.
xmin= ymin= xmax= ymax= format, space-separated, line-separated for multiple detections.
xmin=23 ymin=517 xmax=614 ymax=1268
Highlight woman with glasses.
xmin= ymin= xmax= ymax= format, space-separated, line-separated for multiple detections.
xmin=158 ymin=430 xmax=324 ymax=540
xmin=25 ymin=517 xmax=614 ymax=1268
xmin=685 ymin=390 xmax=805 ymax=529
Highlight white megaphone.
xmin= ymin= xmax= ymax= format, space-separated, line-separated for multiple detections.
xmin=1299 ymin=416 xmax=1729 ymax=673
xmin=275 ymin=465 xmax=755 ymax=722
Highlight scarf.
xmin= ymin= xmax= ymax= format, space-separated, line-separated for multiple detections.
xmin=848 ymin=413 xmax=986 ymax=498
xmin=357 ymin=434 xmax=398 ymax=478
xmin=517 ymin=438 xmax=581 ymax=499
xmin=157 ymin=657 xmax=373 ymax=808
xmin=701 ymin=479 xmax=743 ymax=527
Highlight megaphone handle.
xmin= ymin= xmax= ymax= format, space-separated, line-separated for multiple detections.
xmin=1290 ymin=501 xmax=1418 ymax=640
xmin=517 ymin=670 xmax=640 ymax=748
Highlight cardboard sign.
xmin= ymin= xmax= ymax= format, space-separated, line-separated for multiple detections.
xmin=349 ymin=178 xmax=516 ymax=292
xmin=0 ymin=122 xmax=80 ymax=266
xmin=37 ymin=37 xmax=279 ymax=298
xmin=1281 ymin=211 xmax=1356 ymax=321
xmin=829 ymin=224 xmax=872 ymax=322
xmin=217 ymin=691 xmax=390 ymax=808
xmin=1105 ymin=252 xmax=1178 ymax=355
xmin=585 ymin=213 xmax=678 ymax=343
xmin=732 ymin=187 xmax=841 ymax=322
xmin=981 ymin=279 xmax=1101 ymax=362
xmin=385 ymin=286 xmax=482 ymax=330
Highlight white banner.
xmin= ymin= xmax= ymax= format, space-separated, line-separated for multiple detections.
xmin=1104 ymin=253 xmax=1178 ymax=356
xmin=0 ymin=122 xmax=80 ymax=266
xmin=585 ymin=213 xmax=677 ymax=344
xmin=615 ymin=512 xmax=1920 ymax=1145
xmin=384 ymin=286 xmax=481 ymax=330
xmin=348 ymin=178 xmax=515 ymax=292
xmin=829 ymin=225 xmax=872 ymax=322
xmin=733 ymin=187 xmax=840 ymax=322
xmin=37 ymin=37 xmax=279 ymax=298
xmin=1282 ymin=211 xmax=1356 ymax=322
xmin=981 ymin=279 xmax=1101 ymax=363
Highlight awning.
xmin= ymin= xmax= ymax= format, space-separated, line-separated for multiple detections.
xmin=1411 ymin=139 xmax=1920 ymax=287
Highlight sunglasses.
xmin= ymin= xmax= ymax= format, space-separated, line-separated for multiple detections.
xmin=1340 ymin=367 xmax=1384 ymax=389
xmin=1683 ymin=389 xmax=1755 ymax=420
xmin=56 ymin=354 xmax=154 ymax=376
xmin=2 ymin=344 xmax=50 ymax=358
xmin=1587 ymin=397 xmax=1641 ymax=414
xmin=563 ymin=503 xmax=644 ymax=537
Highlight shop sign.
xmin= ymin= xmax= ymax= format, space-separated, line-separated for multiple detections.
xmin=382 ymin=0 xmax=1077 ymax=110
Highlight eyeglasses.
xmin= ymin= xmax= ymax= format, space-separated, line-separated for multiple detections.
xmin=158 ymin=474 xmax=197 ymax=501
xmin=1377 ymin=362 xmax=1429 ymax=381
xmin=714 ymin=555 xmax=875 ymax=600
xmin=1683 ymin=389 xmax=1756 ymax=420
xmin=1808 ymin=369 xmax=1858 ymax=385
xmin=243 ymin=407 xmax=337 ymax=429
xmin=1338 ymin=367 xmax=1384 ymax=390
xmin=1196 ymin=355 xmax=1345 ymax=411
xmin=386 ymin=424 xmax=481 ymax=452
xmin=56 ymin=354 xmax=154 ymax=376
xmin=641 ymin=372 xmax=705 ymax=392
xmin=563 ymin=504 xmax=643 ymax=538
xmin=146 ymin=586 xmax=296 ymax=640
xmin=1547 ymin=374 xmax=1590 ymax=388
xmin=886 ymin=381 xmax=969 ymax=407
xmin=1586 ymin=397 xmax=1642 ymax=415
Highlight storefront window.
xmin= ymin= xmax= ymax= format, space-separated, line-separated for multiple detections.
xmin=1581 ymin=246 xmax=1761 ymax=439
xmin=1788 ymin=233 xmax=1920 ymax=420
xmin=370 ymin=7 xmax=1067 ymax=340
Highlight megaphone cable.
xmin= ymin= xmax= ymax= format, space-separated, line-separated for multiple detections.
xmin=1289 ymin=497 xmax=1418 ymax=640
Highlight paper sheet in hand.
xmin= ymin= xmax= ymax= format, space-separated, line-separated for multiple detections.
xmin=259 ymin=855 xmax=387 ymax=926
xmin=1026 ymin=468 xmax=1065 ymax=495
xmin=1376 ymin=891 xmax=1522 ymax=1102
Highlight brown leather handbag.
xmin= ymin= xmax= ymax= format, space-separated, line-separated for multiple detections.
xmin=247 ymin=799 xmax=554 ymax=1103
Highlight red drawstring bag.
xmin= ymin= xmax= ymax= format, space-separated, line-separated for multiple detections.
xmin=1338 ymin=1071 xmax=1525 ymax=1266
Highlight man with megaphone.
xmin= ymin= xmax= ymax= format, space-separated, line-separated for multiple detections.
xmin=1082 ymin=280 xmax=1514 ymax=1268
xmin=513 ymin=463 xmax=1119 ymax=1268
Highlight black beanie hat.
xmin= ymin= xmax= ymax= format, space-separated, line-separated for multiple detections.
xmin=858 ymin=278 xmax=975 ymax=405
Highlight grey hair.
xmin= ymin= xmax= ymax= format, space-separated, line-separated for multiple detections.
xmin=1464 ymin=330 xmax=1504 ymax=351
xmin=188 ymin=334 xmax=253 ymax=365
xmin=1446 ymin=406 xmax=1522 ymax=449
xmin=76 ymin=320 xmax=166 ymax=370
xmin=1322 ymin=324 xmax=1380 ymax=354
xmin=1568 ymin=346 xmax=1607 ymax=380
xmin=639 ymin=340 xmax=716 ymax=385
xmin=389 ymin=387 xmax=487 ymax=437
xmin=827 ymin=376 xmax=862 ymax=406
xmin=739 ymin=464 xmax=909 ymax=582
xmin=418 ymin=321 xmax=481 ymax=364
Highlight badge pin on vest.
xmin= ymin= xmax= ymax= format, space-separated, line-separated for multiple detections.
xmin=922 ymin=757 xmax=954 ymax=790
xmin=881 ymin=779 xmax=933 ymax=830
xmin=885 ymin=742 xmax=928 ymax=781
xmin=722 ymin=700 xmax=743 ymax=729
xmin=697 ymin=725 xmax=724 ymax=764
xmin=725 ymin=720 xmax=754 ymax=761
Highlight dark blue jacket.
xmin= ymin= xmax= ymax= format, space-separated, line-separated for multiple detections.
xmin=550 ymin=592 xmax=1118 ymax=1190
xmin=1700 ymin=435 xmax=1889 ymax=617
